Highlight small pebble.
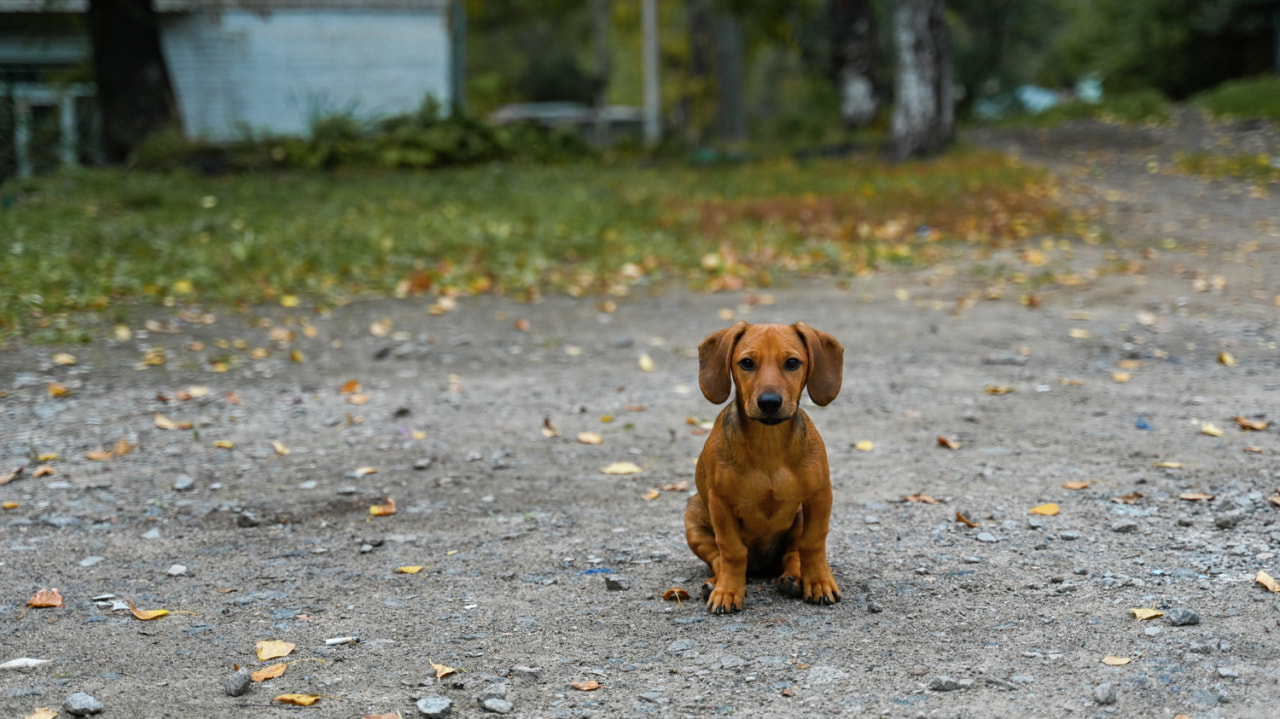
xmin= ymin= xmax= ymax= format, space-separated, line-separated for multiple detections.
xmin=224 ymin=668 xmax=252 ymax=697
xmin=141 ymin=528 xmax=161 ymax=540
xmin=416 ymin=694 xmax=453 ymax=716
xmin=478 ymin=682 xmax=508 ymax=700
xmin=1166 ymin=608 xmax=1201 ymax=626
xmin=1217 ymin=667 xmax=1239 ymax=679
xmin=478 ymin=697 xmax=513 ymax=714
xmin=509 ymin=666 xmax=542 ymax=684
xmin=236 ymin=512 xmax=260 ymax=528
xmin=929 ymin=676 xmax=962 ymax=691
xmin=166 ymin=564 xmax=187 ymax=576
xmin=172 ymin=475 xmax=195 ymax=491
xmin=1093 ymin=682 xmax=1117 ymax=706
xmin=414 ymin=457 xmax=435 ymax=470
xmin=80 ymin=556 xmax=104 ymax=568
xmin=976 ymin=532 xmax=999 ymax=543
xmin=1110 ymin=521 xmax=1139 ymax=534
xmin=605 ymin=576 xmax=632 ymax=591
xmin=1215 ymin=512 xmax=1245 ymax=529
xmin=63 ymin=692 xmax=105 ymax=716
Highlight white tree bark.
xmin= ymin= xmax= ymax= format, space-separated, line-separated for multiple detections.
xmin=891 ymin=0 xmax=953 ymax=160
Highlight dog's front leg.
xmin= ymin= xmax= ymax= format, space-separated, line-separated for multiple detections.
xmin=706 ymin=495 xmax=748 ymax=613
xmin=799 ymin=490 xmax=841 ymax=605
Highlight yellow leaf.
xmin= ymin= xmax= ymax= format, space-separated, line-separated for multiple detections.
xmin=854 ymin=440 xmax=874 ymax=452
xmin=643 ymin=488 xmax=660 ymax=500
xmin=114 ymin=324 xmax=132 ymax=341
xmin=411 ymin=430 xmax=427 ymax=440
xmin=1179 ymin=491 xmax=1214 ymax=501
xmin=290 ymin=349 xmax=305 ymax=363
xmin=273 ymin=694 xmax=320 ymax=707
xmin=352 ymin=466 xmax=378 ymax=478
xmin=984 ymin=385 xmax=1014 ymax=395
xmin=2 ymin=501 xmax=18 ymax=510
xmin=27 ymin=588 xmax=63 ymax=608
xmin=1256 ymin=570 xmax=1280 ymax=593
xmin=600 ymin=414 xmax=614 ymax=423
xmin=280 ymin=294 xmax=299 ymax=308
xmin=1069 ymin=328 xmax=1091 ymax=339
xmin=1111 ymin=371 xmax=1131 ymax=383
xmin=114 ymin=438 xmax=134 ymax=456
xmin=638 ymin=354 xmax=656 ymax=372
xmin=541 ymin=418 xmax=562 ymax=438
xmin=370 ymin=497 xmax=397 ymax=516
xmin=25 ymin=708 xmax=57 ymax=719
xmin=1154 ymin=461 xmax=1182 ymax=469
xmin=601 ymin=461 xmax=643 ymax=475
xmin=571 ymin=680 xmax=600 ymax=691
xmin=1218 ymin=351 xmax=1236 ymax=366
xmin=256 ymin=640 xmax=296 ymax=661
xmin=1200 ymin=423 xmax=1223 ymax=437
xmin=1029 ymin=503 xmax=1059 ymax=516
xmin=1102 ymin=655 xmax=1131 ymax=666
xmin=252 ymin=663 xmax=288 ymax=682
xmin=1129 ymin=607 xmax=1164 ymax=621
xmin=577 ymin=432 xmax=603 ymax=445
xmin=1062 ymin=480 xmax=1092 ymax=490
xmin=52 ymin=352 xmax=76 ymax=366
xmin=143 ymin=348 xmax=167 ymax=366
xmin=37 ymin=452 xmax=58 ymax=462
xmin=154 ymin=413 xmax=192 ymax=431
xmin=214 ymin=440 xmax=234 ymax=449
xmin=396 ymin=566 xmax=424 ymax=574
xmin=272 ymin=441 xmax=290 ymax=456
xmin=248 ymin=347 xmax=270 ymax=360
xmin=85 ymin=450 xmax=113 ymax=461
xmin=47 ymin=382 xmax=70 ymax=398
xmin=429 ymin=659 xmax=457 ymax=680
xmin=1117 ymin=359 xmax=1143 ymax=370
xmin=128 ymin=602 xmax=170 ymax=620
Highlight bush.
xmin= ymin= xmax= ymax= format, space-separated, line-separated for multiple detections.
xmin=1194 ymin=76 xmax=1280 ymax=121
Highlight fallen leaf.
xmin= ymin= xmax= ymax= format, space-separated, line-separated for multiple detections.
xmin=661 ymin=481 xmax=689 ymax=492
xmin=1245 ymin=446 xmax=1263 ymax=453
xmin=904 ymin=493 xmax=939 ymax=504
xmin=143 ymin=348 xmax=166 ymax=366
xmin=280 ymin=294 xmax=299 ymax=308
xmin=601 ymin=461 xmax=643 ymax=475
xmin=1111 ymin=371 xmax=1131 ymax=383
xmin=2 ymin=501 xmax=18 ymax=510
xmin=396 ymin=566 xmax=424 ymax=574
xmin=290 ymin=349 xmax=305 ymax=363
xmin=1200 ymin=422 xmax=1223 ymax=437
xmin=52 ymin=352 xmax=77 ymax=367
xmin=1102 ymin=655 xmax=1131 ymax=666
xmin=256 ymin=640 xmax=296 ymax=661
xmin=114 ymin=324 xmax=132 ymax=341
xmin=854 ymin=440 xmax=874 ymax=452
xmin=514 ymin=317 xmax=530 ymax=332
xmin=984 ymin=385 xmax=1014 ymax=395
xmin=571 ymin=680 xmax=601 ymax=691
xmin=272 ymin=441 xmax=290 ymax=456
xmin=642 ymin=488 xmax=660 ymax=500
xmin=339 ymin=379 xmax=361 ymax=395
xmin=1218 ymin=351 xmax=1236 ymax=366
xmin=1112 ymin=491 xmax=1144 ymax=504
xmin=370 ymin=497 xmax=397 ymax=516
xmin=955 ymin=512 xmax=979 ymax=528
xmin=1235 ymin=416 xmax=1267 ymax=431
xmin=626 ymin=405 xmax=647 ymax=412
xmin=32 ymin=465 xmax=53 ymax=478
xmin=47 ymin=382 xmax=70 ymax=398
xmin=1117 ymin=359 xmax=1143 ymax=370
xmin=351 ymin=466 xmax=378 ymax=478
xmin=347 ymin=393 xmax=370 ymax=405
xmin=1062 ymin=480 xmax=1092 ymax=490
xmin=1269 ymin=493 xmax=1280 ymax=507
xmin=577 ymin=432 xmax=603 ymax=445
xmin=1154 ymin=461 xmax=1183 ymax=469
xmin=252 ymin=662 xmax=288 ymax=682
xmin=37 ymin=452 xmax=57 ymax=462
xmin=128 ymin=602 xmax=169 ymax=620
xmin=541 ymin=418 xmax=561 ymax=438
xmin=24 ymin=708 xmax=57 ymax=719
xmin=1129 ymin=607 xmax=1164 ymax=621
xmin=213 ymin=440 xmax=234 ymax=449
xmin=0 ymin=466 xmax=23 ymax=485
xmin=1068 ymin=328 xmax=1090 ymax=339
xmin=27 ymin=589 xmax=63 ymax=608
xmin=638 ymin=354 xmax=656 ymax=372
xmin=114 ymin=438 xmax=134 ymax=456
xmin=662 ymin=587 xmax=690 ymax=601
xmin=599 ymin=414 xmax=614 ymax=424
xmin=1256 ymin=570 xmax=1280 ymax=593
xmin=937 ymin=436 xmax=961 ymax=450
xmin=1029 ymin=503 xmax=1059 ymax=516
xmin=1179 ymin=491 xmax=1214 ymax=501
xmin=273 ymin=694 xmax=321 ymax=706
xmin=370 ymin=318 xmax=392 ymax=337
xmin=85 ymin=450 xmax=113 ymax=461
xmin=429 ymin=659 xmax=457 ymax=680
xmin=154 ymin=413 xmax=192 ymax=431
xmin=226 ymin=391 xmax=241 ymax=405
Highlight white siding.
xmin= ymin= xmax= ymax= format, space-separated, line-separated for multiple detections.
xmin=160 ymin=10 xmax=451 ymax=140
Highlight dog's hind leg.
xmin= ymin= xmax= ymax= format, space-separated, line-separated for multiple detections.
xmin=684 ymin=495 xmax=720 ymax=598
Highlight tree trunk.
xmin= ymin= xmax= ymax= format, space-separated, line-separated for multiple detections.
xmin=86 ymin=0 xmax=177 ymax=162
xmin=712 ymin=11 xmax=746 ymax=144
xmin=890 ymin=0 xmax=953 ymax=160
xmin=830 ymin=0 xmax=877 ymax=129
xmin=591 ymin=0 xmax=611 ymax=145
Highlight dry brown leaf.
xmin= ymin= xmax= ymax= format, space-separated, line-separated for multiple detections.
xmin=1062 ymin=480 xmax=1092 ymax=490
xmin=541 ymin=418 xmax=561 ymax=438
xmin=429 ymin=659 xmax=457 ymax=680
xmin=347 ymin=393 xmax=370 ymax=405
xmin=1179 ymin=491 xmax=1214 ymax=501
xmin=601 ymin=461 xmax=643 ymax=475
xmin=85 ymin=450 xmax=113 ymax=461
xmin=114 ymin=438 xmax=133 ymax=456
xmin=1129 ymin=607 xmax=1164 ymax=621
xmin=1218 ymin=351 xmax=1236 ymax=366
xmin=339 ymin=379 xmax=362 ymax=394
xmin=1102 ymin=655 xmax=1131 ymax=666
xmin=154 ymin=413 xmax=192 ymax=431
xmin=1029 ymin=503 xmax=1059 ymax=516
xmin=937 ymin=436 xmax=961 ymax=450
xmin=272 ymin=441 xmax=290 ymax=456
xmin=1245 ymin=446 xmax=1264 ymax=454
xmin=1235 ymin=416 xmax=1268 ymax=431
xmin=955 ymin=512 xmax=979 ymax=528
xmin=1154 ymin=461 xmax=1183 ymax=469
xmin=577 ymin=432 xmax=603 ymax=445
xmin=370 ymin=497 xmax=397 ymax=516
xmin=1256 ymin=570 xmax=1280 ymax=593
xmin=25 ymin=708 xmax=57 ymax=719
xmin=904 ymin=493 xmax=939 ymax=504
xmin=984 ymin=385 xmax=1014 ymax=395
xmin=256 ymin=640 xmax=296 ymax=661
xmin=27 ymin=588 xmax=63 ymax=608
xmin=642 ymin=488 xmax=660 ymax=500
xmin=251 ymin=662 xmax=288 ymax=682
xmin=1200 ymin=422 xmax=1224 ymax=437
xmin=52 ymin=352 xmax=76 ymax=366
xmin=662 ymin=587 xmax=690 ymax=601
xmin=1268 ymin=493 xmax=1280 ymax=507
xmin=272 ymin=694 xmax=321 ymax=706
xmin=0 ymin=466 xmax=23 ymax=485
xmin=128 ymin=602 xmax=169 ymax=620
xmin=290 ymin=349 xmax=305 ymax=363
xmin=1112 ymin=491 xmax=1144 ymax=505
xmin=661 ymin=481 xmax=689 ymax=492
xmin=47 ymin=382 xmax=70 ymax=398
xmin=571 ymin=680 xmax=601 ymax=691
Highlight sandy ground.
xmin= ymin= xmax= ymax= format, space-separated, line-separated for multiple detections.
xmin=2 ymin=115 xmax=1280 ymax=718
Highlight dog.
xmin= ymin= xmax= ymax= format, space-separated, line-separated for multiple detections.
xmin=684 ymin=321 xmax=844 ymax=614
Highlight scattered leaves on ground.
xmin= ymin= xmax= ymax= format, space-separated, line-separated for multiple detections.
xmin=256 ymin=640 xmax=296 ymax=661
xmin=571 ymin=680 xmax=601 ymax=691
xmin=1129 ymin=607 xmax=1164 ymax=621
xmin=905 ymin=493 xmax=939 ymax=504
xmin=1062 ymin=480 xmax=1092 ymax=490
xmin=370 ymin=497 xmax=397 ymax=516
xmin=1029 ymin=503 xmax=1059 ymax=516
xmin=601 ymin=461 xmax=643 ymax=475
xmin=955 ymin=512 xmax=979 ymax=528
xmin=1102 ymin=655 xmax=1132 ymax=666
xmin=128 ymin=602 xmax=170 ymax=620
xmin=1112 ymin=491 xmax=1144 ymax=505
xmin=429 ymin=659 xmax=457 ymax=680
xmin=252 ymin=663 xmax=288 ymax=682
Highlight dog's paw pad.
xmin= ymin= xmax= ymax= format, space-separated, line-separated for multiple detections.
xmin=777 ymin=574 xmax=802 ymax=598
xmin=700 ymin=581 xmax=715 ymax=601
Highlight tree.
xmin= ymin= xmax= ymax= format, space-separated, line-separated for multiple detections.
xmin=890 ymin=0 xmax=953 ymax=160
xmin=86 ymin=0 xmax=177 ymax=162
xmin=829 ymin=0 xmax=878 ymax=128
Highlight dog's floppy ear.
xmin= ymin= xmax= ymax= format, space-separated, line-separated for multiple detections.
xmin=698 ymin=321 xmax=749 ymax=404
xmin=794 ymin=322 xmax=843 ymax=406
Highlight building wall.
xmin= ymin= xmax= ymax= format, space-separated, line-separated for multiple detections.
xmin=160 ymin=9 xmax=450 ymax=140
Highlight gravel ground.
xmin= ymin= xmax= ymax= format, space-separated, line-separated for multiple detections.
xmin=2 ymin=116 xmax=1280 ymax=718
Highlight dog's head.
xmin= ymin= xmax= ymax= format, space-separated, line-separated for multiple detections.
xmin=698 ymin=321 xmax=843 ymax=424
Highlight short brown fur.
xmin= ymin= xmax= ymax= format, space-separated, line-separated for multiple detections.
xmin=685 ymin=321 xmax=844 ymax=613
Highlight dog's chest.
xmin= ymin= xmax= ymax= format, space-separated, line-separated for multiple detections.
xmin=736 ymin=472 xmax=802 ymax=529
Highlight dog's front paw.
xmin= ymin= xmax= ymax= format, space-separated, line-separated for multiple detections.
xmin=776 ymin=573 xmax=802 ymax=598
xmin=802 ymin=576 xmax=842 ymax=606
xmin=706 ymin=586 xmax=744 ymax=614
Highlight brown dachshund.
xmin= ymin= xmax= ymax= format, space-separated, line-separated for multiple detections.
xmin=685 ymin=321 xmax=844 ymax=614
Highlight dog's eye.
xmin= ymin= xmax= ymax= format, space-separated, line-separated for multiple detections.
xmin=738 ymin=358 xmax=756 ymax=371
xmin=785 ymin=357 xmax=802 ymax=370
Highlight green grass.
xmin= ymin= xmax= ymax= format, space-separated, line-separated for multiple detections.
xmin=1194 ymin=76 xmax=1280 ymax=121
xmin=0 ymin=151 xmax=1076 ymax=340
xmin=1174 ymin=151 xmax=1280 ymax=183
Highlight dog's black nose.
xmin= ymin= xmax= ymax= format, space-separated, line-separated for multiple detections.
xmin=757 ymin=392 xmax=783 ymax=415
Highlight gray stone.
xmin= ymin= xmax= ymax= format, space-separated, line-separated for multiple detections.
xmin=1093 ymin=682 xmax=1117 ymax=705
xmin=140 ymin=527 xmax=161 ymax=540
xmin=9 ymin=687 xmax=44 ymax=697
xmin=639 ymin=691 xmax=667 ymax=704
xmin=929 ymin=676 xmax=962 ymax=691
xmin=805 ymin=666 xmax=847 ymax=686
xmin=414 ymin=457 xmax=435 ymax=470
xmin=604 ymin=575 xmax=631 ymax=591
xmin=1215 ymin=512 xmax=1245 ymax=529
xmin=478 ymin=682 xmax=508 ymax=700
xmin=1010 ymin=675 xmax=1035 ymax=685
xmin=79 ymin=556 xmax=104 ymax=567
xmin=478 ymin=697 xmax=513 ymax=714
xmin=667 ymin=639 xmax=696 ymax=654
xmin=416 ymin=694 xmax=453 ymax=716
xmin=1167 ymin=608 xmax=1201 ymax=626
xmin=509 ymin=665 xmax=541 ymax=684
xmin=173 ymin=475 xmax=195 ymax=491
xmin=714 ymin=655 xmax=747 ymax=669
xmin=1110 ymin=521 xmax=1139 ymax=534
xmin=1217 ymin=667 xmax=1240 ymax=679
xmin=976 ymin=532 xmax=999 ymax=543
xmin=63 ymin=692 xmax=104 ymax=716
xmin=166 ymin=564 xmax=187 ymax=576
xmin=224 ymin=668 xmax=252 ymax=697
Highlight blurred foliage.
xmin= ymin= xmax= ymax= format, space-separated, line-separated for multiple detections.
xmin=991 ymin=89 xmax=1173 ymax=127
xmin=0 ymin=150 xmax=1082 ymax=339
xmin=1193 ymin=75 xmax=1280 ymax=120
xmin=1175 ymin=150 xmax=1280 ymax=182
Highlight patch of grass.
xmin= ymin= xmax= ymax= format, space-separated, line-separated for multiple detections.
xmin=0 ymin=150 xmax=1079 ymax=339
xmin=1194 ymin=76 xmax=1280 ymax=121
xmin=1174 ymin=151 xmax=1280 ymax=183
